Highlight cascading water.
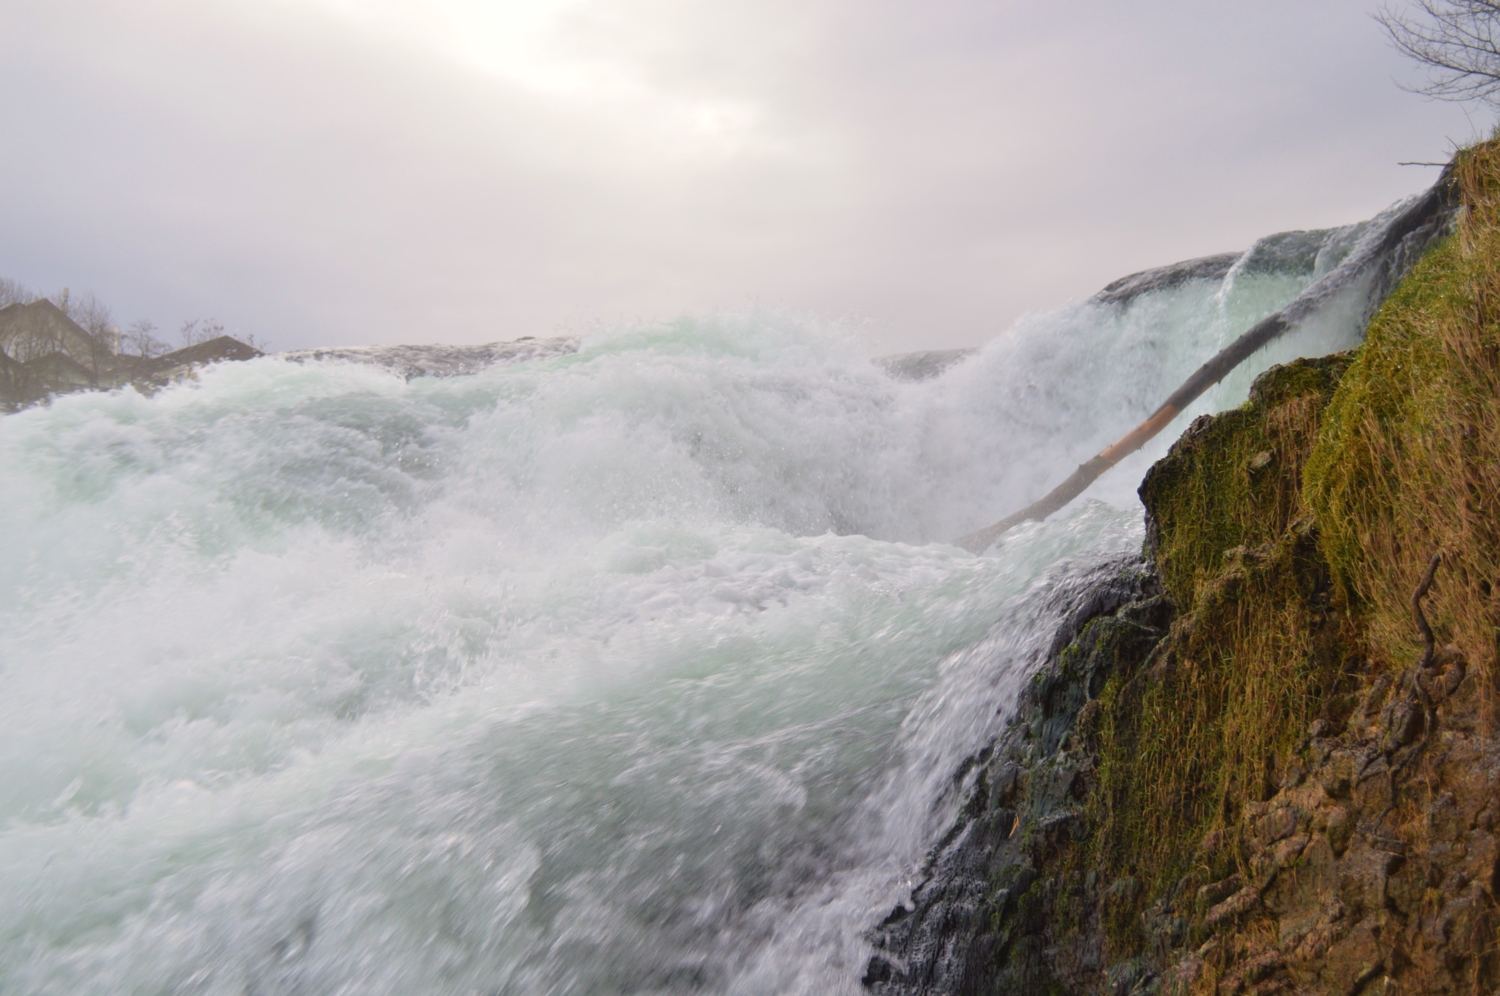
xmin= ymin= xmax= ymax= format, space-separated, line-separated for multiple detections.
xmin=0 ymin=195 xmax=1443 ymax=995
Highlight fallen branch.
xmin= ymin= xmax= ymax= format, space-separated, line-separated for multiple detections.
xmin=955 ymin=174 xmax=1457 ymax=554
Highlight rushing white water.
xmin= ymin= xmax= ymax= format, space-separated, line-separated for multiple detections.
xmin=0 ymin=212 xmax=1404 ymax=994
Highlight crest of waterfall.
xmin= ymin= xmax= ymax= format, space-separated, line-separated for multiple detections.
xmin=0 ymin=189 xmax=1442 ymax=995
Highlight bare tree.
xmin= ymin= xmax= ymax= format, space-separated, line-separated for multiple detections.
xmin=1377 ymin=1 xmax=1500 ymax=104
xmin=1 ymin=274 xmax=263 ymax=360
xmin=122 ymin=319 xmax=170 ymax=358
xmin=0 ymin=277 xmax=35 ymax=309
xmin=64 ymin=291 xmax=118 ymax=372
xmin=71 ymin=292 xmax=114 ymax=342
xmin=178 ymin=318 xmax=225 ymax=348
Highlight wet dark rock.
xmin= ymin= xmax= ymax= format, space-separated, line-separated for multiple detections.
xmin=1092 ymin=253 xmax=1240 ymax=306
xmin=866 ymin=356 xmax=1500 ymax=995
xmin=864 ymin=558 xmax=1171 ymax=995
xmin=873 ymin=349 xmax=978 ymax=382
xmin=278 ymin=337 xmax=579 ymax=380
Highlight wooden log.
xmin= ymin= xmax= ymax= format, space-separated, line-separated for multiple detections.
xmin=955 ymin=176 xmax=1455 ymax=554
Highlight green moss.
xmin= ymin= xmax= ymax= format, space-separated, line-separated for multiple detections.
xmin=1090 ymin=358 xmax=1356 ymax=926
xmin=1140 ymin=355 xmax=1350 ymax=609
xmin=1080 ymin=134 xmax=1500 ymax=960
xmin=970 ymin=136 xmax=1500 ymax=981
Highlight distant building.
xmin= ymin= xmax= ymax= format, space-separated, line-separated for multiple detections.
xmin=23 ymin=351 xmax=96 ymax=391
xmin=0 ymin=349 xmax=21 ymax=402
xmin=0 ymin=299 xmax=107 ymax=369
xmin=0 ymin=298 xmax=264 ymax=411
xmin=0 ymin=300 xmax=113 ymax=408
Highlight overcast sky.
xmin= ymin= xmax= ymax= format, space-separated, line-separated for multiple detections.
xmin=0 ymin=0 xmax=1483 ymax=353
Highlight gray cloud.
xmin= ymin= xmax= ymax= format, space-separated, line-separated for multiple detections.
xmin=0 ymin=0 xmax=1480 ymax=352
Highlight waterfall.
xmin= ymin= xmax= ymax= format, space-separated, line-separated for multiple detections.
xmin=0 ymin=194 xmax=1440 ymax=995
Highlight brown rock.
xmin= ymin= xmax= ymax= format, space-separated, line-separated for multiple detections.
xmin=1159 ymin=954 xmax=1204 ymax=995
xmin=1238 ymin=948 xmax=1285 ymax=983
xmin=1272 ymin=834 xmax=1338 ymax=916
xmin=1320 ymin=918 xmax=1382 ymax=994
xmin=1283 ymin=899 xmax=1348 ymax=979
xmin=1317 ymin=758 xmax=1354 ymax=800
xmin=1339 ymin=839 xmax=1402 ymax=914
xmin=1205 ymin=886 xmax=1261 ymax=929
xmin=1273 ymin=833 xmax=1308 ymax=869
xmin=1324 ymin=806 xmax=1353 ymax=855
xmin=1353 ymin=758 xmax=1393 ymax=812
xmin=1197 ymin=873 xmax=1243 ymax=911
xmin=1254 ymin=805 xmax=1300 ymax=846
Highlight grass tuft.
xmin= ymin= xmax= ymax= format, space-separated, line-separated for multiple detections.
xmin=1306 ymin=141 xmax=1500 ymax=703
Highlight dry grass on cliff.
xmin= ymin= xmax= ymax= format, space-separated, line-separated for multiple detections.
xmin=1093 ymin=361 xmax=1353 ymax=912
xmin=1306 ymin=138 xmax=1500 ymax=703
xmin=1089 ymin=134 xmax=1500 ymax=938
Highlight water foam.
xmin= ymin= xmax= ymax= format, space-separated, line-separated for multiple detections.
xmin=0 ymin=214 xmax=1396 ymax=994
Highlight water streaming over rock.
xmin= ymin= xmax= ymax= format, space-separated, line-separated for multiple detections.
xmin=0 ymin=195 xmax=1444 ymax=994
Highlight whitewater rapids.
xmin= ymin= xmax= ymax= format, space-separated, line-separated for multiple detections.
xmin=0 ymin=207 xmax=1416 ymax=994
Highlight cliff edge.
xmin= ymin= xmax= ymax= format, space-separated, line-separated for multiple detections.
xmin=867 ymin=138 xmax=1500 ymax=994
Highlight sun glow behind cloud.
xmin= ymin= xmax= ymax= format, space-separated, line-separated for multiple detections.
xmin=282 ymin=0 xmax=778 ymax=161
xmin=314 ymin=0 xmax=574 ymax=76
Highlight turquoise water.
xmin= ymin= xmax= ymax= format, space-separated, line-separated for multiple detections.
xmin=0 ymin=220 xmax=1379 ymax=993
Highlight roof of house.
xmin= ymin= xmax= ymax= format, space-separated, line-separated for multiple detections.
xmin=147 ymin=335 xmax=263 ymax=372
xmin=24 ymin=350 xmax=95 ymax=382
xmin=0 ymin=300 xmax=103 ymax=365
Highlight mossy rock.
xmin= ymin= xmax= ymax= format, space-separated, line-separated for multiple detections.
xmin=1139 ymin=354 xmax=1351 ymax=610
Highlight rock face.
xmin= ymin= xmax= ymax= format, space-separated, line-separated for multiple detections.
xmin=1216 ymin=664 xmax=1500 ymax=995
xmin=866 ymin=569 xmax=1500 ymax=996
xmin=866 ymin=137 xmax=1500 ymax=992
xmin=864 ymin=559 xmax=1172 ymax=995
xmin=873 ymin=349 xmax=978 ymax=382
xmin=278 ymin=337 xmax=579 ymax=380
xmin=865 ymin=359 xmax=1500 ymax=995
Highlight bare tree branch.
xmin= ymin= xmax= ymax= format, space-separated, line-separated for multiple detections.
xmin=122 ymin=319 xmax=169 ymax=358
xmin=179 ymin=318 xmax=226 ymax=348
xmin=1377 ymin=0 xmax=1500 ymax=104
xmin=0 ymin=277 xmax=35 ymax=309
